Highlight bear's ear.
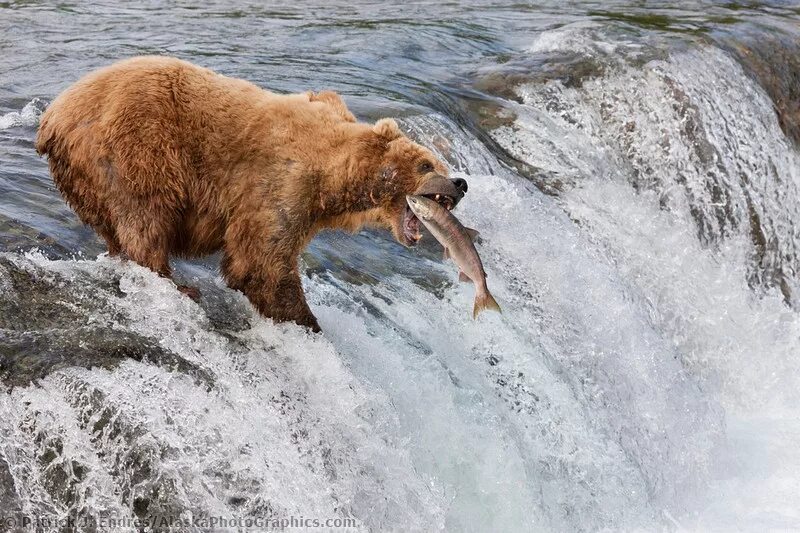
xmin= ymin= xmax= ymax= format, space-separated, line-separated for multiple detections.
xmin=373 ymin=118 xmax=402 ymax=141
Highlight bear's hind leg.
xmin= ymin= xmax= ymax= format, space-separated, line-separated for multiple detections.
xmin=97 ymin=223 xmax=122 ymax=257
xmin=115 ymin=214 xmax=171 ymax=277
xmin=112 ymin=199 xmax=199 ymax=300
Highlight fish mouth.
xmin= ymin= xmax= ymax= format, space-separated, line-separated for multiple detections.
xmin=402 ymin=193 xmax=455 ymax=246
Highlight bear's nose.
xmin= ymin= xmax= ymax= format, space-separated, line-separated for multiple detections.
xmin=451 ymin=177 xmax=468 ymax=196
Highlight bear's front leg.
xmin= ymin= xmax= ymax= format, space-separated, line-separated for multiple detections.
xmin=224 ymin=260 xmax=321 ymax=333
xmin=251 ymin=270 xmax=320 ymax=332
xmin=222 ymin=216 xmax=321 ymax=332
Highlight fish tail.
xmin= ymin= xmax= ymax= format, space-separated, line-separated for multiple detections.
xmin=473 ymin=290 xmax=501 ymax=319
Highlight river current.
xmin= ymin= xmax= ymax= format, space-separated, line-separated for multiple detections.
xmin=2 ymin=2 xmax=800 ymax=531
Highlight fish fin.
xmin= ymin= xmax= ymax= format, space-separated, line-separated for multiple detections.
xmin=473 ymin=290 xmax=502 ymax=319
xmin=443 ymin=247 xmax=450 ymax=260
xmin=465 ymin=227 xmax=482 ymax=243
xmin=459 ymin=271 xmax=472 ymax=283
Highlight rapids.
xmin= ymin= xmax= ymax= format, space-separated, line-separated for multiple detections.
xmin=2 ymin=2 xmax=799 ymax=531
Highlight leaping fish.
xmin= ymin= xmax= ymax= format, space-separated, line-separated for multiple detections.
xmin=406 ymin=195 xmax=501 ymax=318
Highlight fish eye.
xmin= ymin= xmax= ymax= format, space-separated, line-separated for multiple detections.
xmin=418 ymin=161 xmax=434 ymax=174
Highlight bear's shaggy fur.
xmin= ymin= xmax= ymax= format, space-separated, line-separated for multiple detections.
xmin=36 ymin=56 xmax=466 ymax=332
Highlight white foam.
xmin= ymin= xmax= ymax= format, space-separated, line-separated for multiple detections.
xmin=1 ymin=252 xmax=442 ymax=531
xmin=0 ymin=98 xmax=46 ymax=129
xmin=528 ymin=21 xmax=620 ymax=57
xmin=492 ymin=38 xmax=800 ymax=530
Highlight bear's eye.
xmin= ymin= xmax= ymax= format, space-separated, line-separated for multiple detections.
xmin=418 ymin=161 xmax=434 ymax=174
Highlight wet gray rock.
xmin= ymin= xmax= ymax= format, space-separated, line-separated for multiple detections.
xmin=0 ymin=454 xmax=23 ymax=530
xmin=0 ymin=256 xmax=214 ymax=390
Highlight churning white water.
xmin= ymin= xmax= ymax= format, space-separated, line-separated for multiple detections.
xmin=0 ymin=99 xmax=46 ymax=130
xmin=2 ymin=20 xmax=800 ymax=533
xmin=490 ymin=24 xmax=800 ymax=531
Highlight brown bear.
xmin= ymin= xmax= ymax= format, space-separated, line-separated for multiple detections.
xmin=35 ymin=56 xmax=467 ymax=332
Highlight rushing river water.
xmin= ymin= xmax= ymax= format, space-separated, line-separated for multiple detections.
xmin=2 ymin=1 xmax=800 ymax=531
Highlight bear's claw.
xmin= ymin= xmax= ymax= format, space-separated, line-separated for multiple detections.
xmin=177 ymin=285 xmax=201 ymax=301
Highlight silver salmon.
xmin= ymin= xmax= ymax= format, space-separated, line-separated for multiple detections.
xmin=406 ymin=195 xmax=501 ymax=318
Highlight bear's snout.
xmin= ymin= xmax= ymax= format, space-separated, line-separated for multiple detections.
xmin=413 ymin=174 xmax=467 ymax=208
xmin=451 ymin=177 xmax=468 ymax=201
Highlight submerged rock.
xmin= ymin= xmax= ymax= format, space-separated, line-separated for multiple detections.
xmin=0 ymin=214 xmax=74 ymax=260
xmin=716 ymin=31 xmax=800 ymax=147
xmin=0 ymin=454 xmax=22 ymax=528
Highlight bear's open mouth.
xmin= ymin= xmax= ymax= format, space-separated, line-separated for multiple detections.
xmin=403 ymin=193 xmax=454 ymax=244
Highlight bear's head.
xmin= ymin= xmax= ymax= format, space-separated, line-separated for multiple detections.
xmin=363 ymin=118 xmax=468 ymax=247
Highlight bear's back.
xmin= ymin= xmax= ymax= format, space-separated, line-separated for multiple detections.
xmin=36 ymin=55 xmax=372 ymax=204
